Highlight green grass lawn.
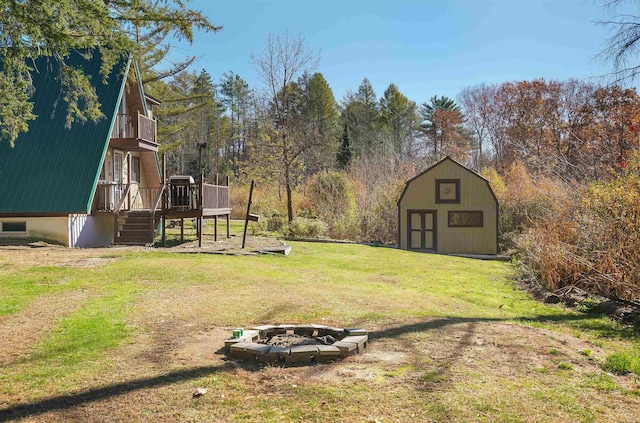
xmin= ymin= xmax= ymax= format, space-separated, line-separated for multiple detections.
xmin=0 ymin=233 xmax=638 ymax=422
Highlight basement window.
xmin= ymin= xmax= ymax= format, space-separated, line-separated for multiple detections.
xmin=2 ymin=221 xmax=27 ymax=232
xmin=448 ymin=211 xmax=483 ymax=228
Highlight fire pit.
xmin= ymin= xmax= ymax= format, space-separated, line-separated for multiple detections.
xmin=225 ymin=324 xmax=368 ymax=365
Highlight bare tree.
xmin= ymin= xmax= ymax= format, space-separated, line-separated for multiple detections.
xmin=598 ymin=0 xmax=640 ymax=83
xmin=251 ymin=31 xmax=320 ymax=223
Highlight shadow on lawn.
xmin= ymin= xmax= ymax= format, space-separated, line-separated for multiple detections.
xmin=366 ymin=312 xmax=626 ymax=391
xmin=370 ymin=313 xmax=632 ymax=342
xmin=0 ymin=363 xmax=231 ymax=422
xmin=0 ymin=312 xmax=620 ymax=421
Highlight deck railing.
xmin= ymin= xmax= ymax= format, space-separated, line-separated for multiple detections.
xmin=95 ymin=182 xmax=128 ymax=212
xmin=130 ymin=186 xmax=162 ymax=210
xmin=111 ymin=112 xmax=157 ymax=144
xmin=201 ymin=183 xmax=229 ymax=210
xmin=96 ymin=181 xmax=229 ymax=213
xmin=95 ymin=183 xmax=163 ymax=212
xmin=164 ymin=182 xmax=230 ymax=211
xmin=137 ymin=112 xmax=157 ymax=143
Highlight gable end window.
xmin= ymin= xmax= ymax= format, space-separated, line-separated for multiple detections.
xmin=436 ymin=179 xmax=460 ymax=204
xmin=448 ymin=211 xmax=483 ymax=228
xmin=2 ymin=221 xmax=27 ymax=232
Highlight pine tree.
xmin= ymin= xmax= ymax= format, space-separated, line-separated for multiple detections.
xmin=0 ymin=0 xmax=220 ymax=146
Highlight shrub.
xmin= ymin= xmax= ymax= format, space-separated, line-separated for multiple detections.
xmin=347 ymin=155 xmax=417 ymax=244
xmin=517 ymin=171 xmax=640 ymax=300
xmin=497 ymin=161 xmax=568 ymax=251
xmin=287 ymin=217 xmax=327 ymax=238
xmin=305 ymin=171 xmax=359 ymax=239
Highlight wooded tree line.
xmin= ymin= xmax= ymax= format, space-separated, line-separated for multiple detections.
xmin=152 ymin=64 xmax=640 ymax=190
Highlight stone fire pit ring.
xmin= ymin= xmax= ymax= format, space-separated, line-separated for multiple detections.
xmin=225 ymin=324 xmax=368 ymax=365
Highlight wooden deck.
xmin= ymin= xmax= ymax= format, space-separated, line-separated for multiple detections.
xmin=160 ymin=177 xmax=231 ymax=247
xmin=94 ymin=176 xmax=232 ymax=247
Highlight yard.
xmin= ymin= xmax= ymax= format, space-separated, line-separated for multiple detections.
xmin=0 ymin=224 xmax=639 ymax=422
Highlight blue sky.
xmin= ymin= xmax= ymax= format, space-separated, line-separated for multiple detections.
xmin=169 ymin=0 xmax=638 ymax=105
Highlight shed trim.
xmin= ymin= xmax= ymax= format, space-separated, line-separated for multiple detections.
xmin=406 ymin=209 xmax=437 ymax=252
xmin=435 ymin=178 xmax=461 ymax=204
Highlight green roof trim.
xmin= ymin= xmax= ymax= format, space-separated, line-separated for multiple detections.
xmin=85 ymin=56 xmax=133 ymax=212
xmin=0 ymin=51 xmax=129 ymax=214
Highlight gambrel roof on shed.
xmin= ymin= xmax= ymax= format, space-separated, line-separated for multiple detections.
xmin=0 ymin=51 xmax=133 ymax=215
xmin=397 ymin=156 xmax=498 ymax=206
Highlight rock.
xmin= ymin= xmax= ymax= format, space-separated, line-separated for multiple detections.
xmin=193 ymin=387 xmax=207 ymax=398
xmin=592 ymin=301 xmax=620 ymax=315
xmin=544 ymin=293 xmax=562 ymax=304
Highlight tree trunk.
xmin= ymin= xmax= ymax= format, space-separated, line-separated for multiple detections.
xmin=285 ymin=165 xmax=293 ymax=223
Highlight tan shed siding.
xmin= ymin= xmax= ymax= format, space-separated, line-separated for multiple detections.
xmin=399 ymin=159 xmax=498 ymax=254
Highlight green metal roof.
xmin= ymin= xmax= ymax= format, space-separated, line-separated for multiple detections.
xmin=0 ymin=51 xmax=130 ymax=214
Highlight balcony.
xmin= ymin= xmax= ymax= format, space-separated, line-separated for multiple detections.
xmin=110 ymin=112 xmax=158 ymax=152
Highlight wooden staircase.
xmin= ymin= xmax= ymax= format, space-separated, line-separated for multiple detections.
xmin=115 ymin=210 xmax=156 ymax=246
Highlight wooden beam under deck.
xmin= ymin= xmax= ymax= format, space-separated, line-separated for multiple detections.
xmin=109 ymin=137 xmax=159 ymax=152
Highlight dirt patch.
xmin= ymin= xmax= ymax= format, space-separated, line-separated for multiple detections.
xmin=0 ymin=244 xmax=139 ymax=270
xmin=164 ymin=233 xmax=288 ymax=255
xmin=0 ymin=290 xmax=89 ymax=365
xmin=0 ymin=234 xmax=286 ymax=271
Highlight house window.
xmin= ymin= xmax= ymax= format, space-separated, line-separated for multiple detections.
xmin=448 ymin=211 xmax=483 ymax=228
xmin=2 ymin=221 xmax=26 ymax=232
xmin=132 ymin=156 xmax=141 ymax=182
xmin=436 ymin=179 xmax=460 ymax=204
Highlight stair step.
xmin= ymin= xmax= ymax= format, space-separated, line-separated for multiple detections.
xmin=121 ymin=223 xmax=152 ymax=229
xmin=115 ymin=211 xmax=156 ymax=245
xmin=118 ymin=230 xmax=152 ymax=236
xmin=122 ymin=216 xmax=153 ymax=222
xmin=114 ymin=240 xmax=154 ymax=246
xmin=115 ymin=234 xmax=154 ymax=240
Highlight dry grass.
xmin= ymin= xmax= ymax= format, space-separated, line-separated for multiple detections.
xmin=0 ymin=239 xmax=639 ymax=422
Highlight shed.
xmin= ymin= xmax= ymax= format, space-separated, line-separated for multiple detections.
xmin=397 ymin=156 xmax=498 ymax=255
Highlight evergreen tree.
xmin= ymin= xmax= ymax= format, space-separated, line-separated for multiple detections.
xmin=0 ymin=0 xmax=220 ymax=146
xmin=379 ymin=84 xmax=419 ymax=161
xmin=336 ymin=123 xmax=352 ymax=168
xmin=299 ymin=71 xmax=339 ymax=173
xmin=419 ymin=95 xmax=470 ymax=161
xmin=219 ymin=72 xmax=253 ymax=175
xmin=340 ymin=78 xmax=381 ymax=158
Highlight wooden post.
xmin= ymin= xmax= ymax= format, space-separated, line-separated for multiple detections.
xmin=180 ymin=218 xmax=184 ymax=241
xmin=113 ymin=213 xmax=119 ymax=244
xmin=198 ymin=173 xmax=204 ymax=248
xmin=127 ymin=154 xmax=132 ymax=210
xmin=226 ymin=175 xmax=230 ymax=238
xmin=241 ymin=180 xmax=255 ymax=249
xmin=162 ymin=153 xmax=167 ymax=182
xmin=214 ymin=215 xmax=218 ymax=241
xmin=162 ymin=153 xmax=167 ymax=247
xmin=161 ymin=214 xmax=166 ymax=247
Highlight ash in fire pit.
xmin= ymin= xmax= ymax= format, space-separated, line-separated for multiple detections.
xmin=225 ymin=324 xmax=368 ymax=365
xmin=264 ymin=333 xmax=336 ymax=348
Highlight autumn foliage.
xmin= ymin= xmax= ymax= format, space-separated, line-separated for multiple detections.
xmin=517 ymin=166 xmax=640 ymax=301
